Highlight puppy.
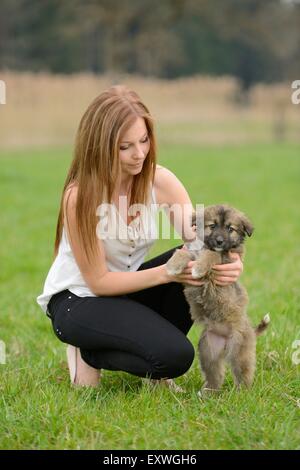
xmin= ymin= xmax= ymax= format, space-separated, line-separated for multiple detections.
xmin=166 ymin=204 xmax=269 ymax=392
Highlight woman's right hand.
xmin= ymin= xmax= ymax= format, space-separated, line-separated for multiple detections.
xmin=162 ymin=260 xmax=205 ymax=287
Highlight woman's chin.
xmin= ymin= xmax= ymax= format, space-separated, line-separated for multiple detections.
xmin=130 ymin=164 xmax=143 ymax=173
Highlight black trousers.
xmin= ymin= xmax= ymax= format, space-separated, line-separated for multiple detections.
xmin=47 ymin=245 xmax=195 ymax=380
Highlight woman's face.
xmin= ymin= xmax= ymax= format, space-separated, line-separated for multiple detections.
xmin=119 ymin=117 xmax=150 ymax=176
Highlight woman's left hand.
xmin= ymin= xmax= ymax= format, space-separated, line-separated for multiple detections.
xmin=212 ymin=252 xmax=243 ymax=286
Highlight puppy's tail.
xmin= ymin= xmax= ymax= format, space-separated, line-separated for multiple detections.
xmin=255 ymin=313 xmax=270 ymax=336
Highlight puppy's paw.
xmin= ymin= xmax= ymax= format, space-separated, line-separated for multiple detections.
xmin=198 ymin=384 xmax=221 ymax=398
xmin=197 ymin=387 xmax=211 ymax=400
xmin=145 ymin=378 xmax=185 ymax=393
xmin=166 ymin=263 xmax=184 ymax=276
xmin=166 ymin=250 xmax=191 ymax=275
xmin=191 ymin=261 xmax=206 ymax=279
xmin=162 ymin=379 xmax=185 ymax=393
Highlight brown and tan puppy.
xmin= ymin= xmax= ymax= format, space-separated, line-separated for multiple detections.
xmin=166 ymin=204 xmax=269 ymax=393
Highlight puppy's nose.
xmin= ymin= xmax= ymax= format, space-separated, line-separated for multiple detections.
xmin=216 ymin=236 xmax=224 ymax=245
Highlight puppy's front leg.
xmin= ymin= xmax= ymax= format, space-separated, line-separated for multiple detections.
xmin=166 ymin=249 xmax=194 ymax=276
xmin=192 ymin=250 xmax=221 ymax=279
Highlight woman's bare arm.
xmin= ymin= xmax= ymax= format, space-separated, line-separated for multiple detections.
xmin=64 ymin=186 xmax=203 ymax=297
xmin=154 ymin=166 xmax=197 ymax=243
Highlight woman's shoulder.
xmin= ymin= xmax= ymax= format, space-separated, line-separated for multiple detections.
xmin=153 ymin=164 xmax=179 ymax=205
xmin=62 ymin=182 xmax=79 ymax=223
xmin=153 ymin=165 xmax=166 ymax=205
xmin=64 ymin=182 xmax=79 ymax=202
xmin=154 ymin=164 xmax=173 ymax=187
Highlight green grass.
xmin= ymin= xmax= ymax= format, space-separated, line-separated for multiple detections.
xmin=0 ymin=142 xmax=300 ymax=450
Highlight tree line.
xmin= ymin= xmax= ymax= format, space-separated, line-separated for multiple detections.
xmin=0 ymin=0 xmax=299 ymax=91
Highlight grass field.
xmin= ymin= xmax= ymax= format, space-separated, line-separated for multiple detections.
xmin=0 ymin=142 xmax=299 ymax=450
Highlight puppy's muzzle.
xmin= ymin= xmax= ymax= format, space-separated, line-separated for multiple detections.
xmin=212 ymin=236 xmax=226 ymax=251
xmin=216 ymin=236 xmax=224 ymax=247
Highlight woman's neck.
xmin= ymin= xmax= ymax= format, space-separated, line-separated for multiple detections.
xmin=117 ymin=173 xmax=134 ymax=196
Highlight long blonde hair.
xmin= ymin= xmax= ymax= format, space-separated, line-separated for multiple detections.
xmin=53 ymin=85 xmax=157 ymax=264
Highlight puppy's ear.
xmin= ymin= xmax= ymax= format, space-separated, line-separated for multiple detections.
xmin=242 ymin=216 xmax=254 ymax=237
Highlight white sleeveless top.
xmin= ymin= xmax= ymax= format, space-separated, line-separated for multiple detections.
xmin=36 ymin=186 xmax=158 ymax=315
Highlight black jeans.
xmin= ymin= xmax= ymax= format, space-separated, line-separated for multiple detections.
xmin=47 ymin=245 xmax=195 ymax=380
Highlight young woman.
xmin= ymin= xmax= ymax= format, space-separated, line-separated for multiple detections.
xmin=36 ymin=85 xmax=243 ymax=388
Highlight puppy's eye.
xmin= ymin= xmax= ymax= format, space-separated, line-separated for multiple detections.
xmin=228 ymin=226 xmax=235 ymax=233
xmin=208 ymin=224 xmax=216 ymax=229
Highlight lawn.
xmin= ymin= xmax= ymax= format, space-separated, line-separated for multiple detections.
xmin=0 ymin=142 xmax=299 ymax=449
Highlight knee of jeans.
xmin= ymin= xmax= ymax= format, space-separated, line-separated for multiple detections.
xmin=153 ymin=339 xmax=195 ymax=379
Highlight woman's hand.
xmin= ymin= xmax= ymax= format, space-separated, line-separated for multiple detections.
xmin=162 ymin=249 xmax=243 ymax=287
xmin=212 ymin=252 xmax=243 ymax=286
